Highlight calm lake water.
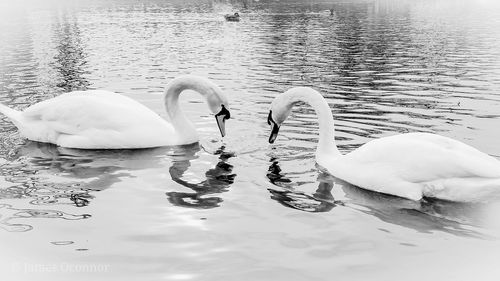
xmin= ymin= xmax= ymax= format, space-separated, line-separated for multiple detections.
xmin=1 ymin=0 xmax=500 ymax=280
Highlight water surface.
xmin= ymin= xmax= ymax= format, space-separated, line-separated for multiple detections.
xmin=1 ymin=0 xmax=500 ymax=280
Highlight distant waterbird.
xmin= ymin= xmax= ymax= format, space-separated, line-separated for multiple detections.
xmin=224 ymin=12 xmax=240 ymax=22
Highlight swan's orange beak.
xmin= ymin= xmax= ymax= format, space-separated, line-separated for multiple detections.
xmin=215 ymin=105 xmax=230 ymax=137
xmin=267 ymin=110 xmax=280 ymax=144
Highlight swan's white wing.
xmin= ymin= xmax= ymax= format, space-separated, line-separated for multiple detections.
xmin=345 ymin=132 xmax=500 ymax=182
xmin=23 ymin=91 xmax=148 ymax=131
xmin=19 ymin=91 xmax=173 ymax=148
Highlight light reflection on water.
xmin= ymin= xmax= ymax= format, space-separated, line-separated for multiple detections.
xmin=1 ymin=0 xmax=500 ymax=280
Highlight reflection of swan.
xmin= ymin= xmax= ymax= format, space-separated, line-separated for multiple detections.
xmin=166 ymin=145 xmax=235 ymax=209
xmin=0 ymin=75 xmax=230 ymax=149
xmin=267 ymin=87 xmax=500 ymax=202
xmin=266 ymin=161 xmax=487 ymax=236
xmin=0 ymin=141 xmax=171 ymax=231
xmin=267 ymin=159 xmax=340 ymax=212
xmin=1 ymin=141 xmax=175 ymax=205
xmin=338 ymin=176 xmax=488 ymax=237
xmin=7 ymin=141 xmax=170 ymax=189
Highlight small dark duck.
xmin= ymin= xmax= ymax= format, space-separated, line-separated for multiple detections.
xmin=224 ymin=12 xmax=240 ymax=22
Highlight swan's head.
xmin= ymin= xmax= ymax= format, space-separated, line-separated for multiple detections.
xmin=267 ymin=94 xmax=293 ymax=144
xmin=165 ymin=75 xmax=231 ymax=137
xmin=268 ymin=87 xmax=321 ymax=143
xmin=205 ymin=86 xmax=230 ymax=138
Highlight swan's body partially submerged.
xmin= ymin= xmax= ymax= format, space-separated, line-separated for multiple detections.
xmin=268 ymin=87 xmax=500 ymax=202
xmin=0 ymin=75 xmax=230 ymax=149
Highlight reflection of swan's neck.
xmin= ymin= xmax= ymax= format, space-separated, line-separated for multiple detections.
xmin=285 ymin=87 xmax=341 ymax=158
xmin=169 ymin=146 xmax=234 ymax=191
xmin=164 ymin=76 xmax=213 ymax=142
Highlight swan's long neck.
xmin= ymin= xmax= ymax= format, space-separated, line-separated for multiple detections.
xmin=164 ymin=76 xmax=215 ymax=143
xmin=284 ymin=88 xmax=341 ymax=158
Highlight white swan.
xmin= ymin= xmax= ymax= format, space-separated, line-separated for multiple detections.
xmin=0 ymin=75 xmax=231 ymax=149
xmin=267 ymin=87 xmax=500 ymax=202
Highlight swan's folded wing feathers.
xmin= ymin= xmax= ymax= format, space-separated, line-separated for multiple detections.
xmin=346 ymin=132 xmax=500 ymax=183
xmin=407 ymin=133 xmax=500 ymax=179
xmin=23 ymin=92 xmax=135 ymax=135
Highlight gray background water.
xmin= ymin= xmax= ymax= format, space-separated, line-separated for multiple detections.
xmin=1 ymin=0 xmax=500 ymax=280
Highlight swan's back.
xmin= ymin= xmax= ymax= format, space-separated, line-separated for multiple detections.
xmin=345 ymin=133 xmax=500 ymax=182
xmin=322 ymin=132 xmax=500 ymax=201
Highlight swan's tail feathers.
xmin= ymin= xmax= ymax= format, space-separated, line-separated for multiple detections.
xmin=0 ymin=102 xmax=22 ymax=125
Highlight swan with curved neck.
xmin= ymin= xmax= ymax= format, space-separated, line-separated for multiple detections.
xmin=268 ymin=87 xmax=500 ymax=202
xmin=0 ymin=75 xmax=230 ymax=149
